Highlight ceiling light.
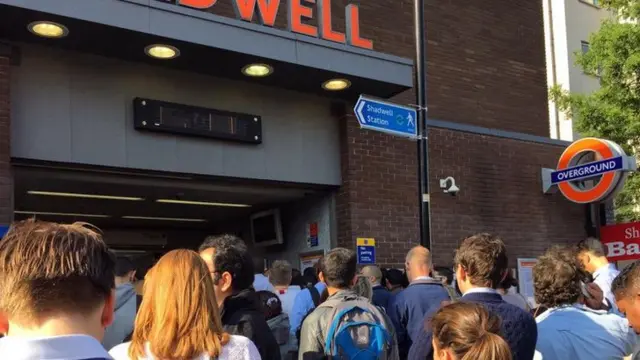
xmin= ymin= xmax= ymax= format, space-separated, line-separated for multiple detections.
xmin=14 ymin=211 xmax=110 ymax=218
xmin=27 ymin=191 xmax=144 ymax=201
xmin=28 ymin=21 xmax=69 ymax=38
xmin=242 ymin=63 xmax=273 ymax=77
xmin=145 ymin=44 xmax=180 ymax=59
xmin=156 ymin=199 xmax=251 ymax=207
xmin=122 ymin=216 xmax=207 ymax=222
xmin=322 ymin=78 xmax=351 ymax=91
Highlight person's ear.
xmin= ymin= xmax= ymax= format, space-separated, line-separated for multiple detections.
xmin=220 ymin=271 xmax=233 ymax=293
xmin=0 ymin=311 xmax=8 ymax=335
xmin=101 ymin=290 xmax=116 ymax=328
xmin=319 ymin=271 xmax=325 ymax=283
xmin=351 ymin=275 xmax=357 ymax=287
xmin=130 ymin=270 xmax=137 ymax=283
xmin=456 ymin=264 xmax=466 ymax=281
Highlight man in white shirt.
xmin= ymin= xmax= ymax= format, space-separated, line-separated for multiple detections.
xmin=253 ymin=256 xmax=275 ymax=292
xmin=577 ymin=237 xmax=620 ymax=310
xmin=270 ymin=260 xmax=301 ymax=316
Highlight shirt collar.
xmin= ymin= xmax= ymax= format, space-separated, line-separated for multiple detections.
xmin=464 ymin=287 xmax=499 ymax=296
xmin=0 ymin=334 xmax=111 ymax=360
xmin=412 ymin=276 xmax=434 ymax=282
xmin=593 ymin=263 xmax=616 ymax=279
xmin=537 ymin=303 xmax=610 ymax=322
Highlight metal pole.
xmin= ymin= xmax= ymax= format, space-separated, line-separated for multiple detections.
xmin=415 ymin=0 xmax=431 ymax=249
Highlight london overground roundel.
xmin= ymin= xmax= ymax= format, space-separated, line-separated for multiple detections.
xmin=541 ymin=138 xmax=637 ymax=204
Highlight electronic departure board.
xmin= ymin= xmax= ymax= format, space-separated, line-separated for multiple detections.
xmin=133 ymin=98 xmax=262 ymax=144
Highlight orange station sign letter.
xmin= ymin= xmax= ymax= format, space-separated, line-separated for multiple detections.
xmin=317 ymin=0 xmax=345 ymax=43
xmin=288 ymin=0 xmax=318 ymax=37
xmin=346 ymin=4 xmax=373 ymax=50
xmin=178 ymin=0 xmax=217 ymax=8
xmin=234 ymin=0 xmax=281 ymax=26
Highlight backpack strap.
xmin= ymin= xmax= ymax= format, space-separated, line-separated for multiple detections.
xmin=308 ymin=285 xmax=321 ymax=307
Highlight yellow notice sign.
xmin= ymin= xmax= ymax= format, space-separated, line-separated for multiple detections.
xmin=356 ymin=238 xmax=376 ymax=246
xmin=356 ymin=238 xmax=376 ymax=264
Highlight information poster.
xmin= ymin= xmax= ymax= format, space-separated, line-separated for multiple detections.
xmin=300 ymin=252 xmax=324 ymax=272
xmin=517 ymin=258 xmax=538 ymax=307
xmin=356 ymin=238 xmax=376 ymax=265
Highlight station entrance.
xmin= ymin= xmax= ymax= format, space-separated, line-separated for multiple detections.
xmin=13 ymin=162 xmax=337 ymax=267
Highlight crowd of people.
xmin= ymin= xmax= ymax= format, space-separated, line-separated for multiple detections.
xmin=0 ymin=218 xmax=639 ymax=360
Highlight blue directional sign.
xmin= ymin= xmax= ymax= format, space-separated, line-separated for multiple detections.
xmin=354 ymin=96 xmax=417 ymax=138
xmin=551 ymin=156 xmax=624 ymax=184
xmin=356 ymin=238 xmax=376 ymax=265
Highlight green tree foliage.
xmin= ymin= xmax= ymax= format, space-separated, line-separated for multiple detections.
xmin=550 ymin=0 xmax=640 ymax=222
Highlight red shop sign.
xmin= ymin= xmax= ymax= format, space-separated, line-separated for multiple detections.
xmin=600 ymin=221 xmax=640 ymax=261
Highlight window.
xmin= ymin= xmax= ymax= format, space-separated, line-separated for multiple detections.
xmin=580 ymin=41 xmax=602 ymax=76
xmin=579 ymin=0 xmax=599 ymax=7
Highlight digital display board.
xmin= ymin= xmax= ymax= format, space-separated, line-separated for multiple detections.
xmin=133 ymin=98 xmax=262 ymax=144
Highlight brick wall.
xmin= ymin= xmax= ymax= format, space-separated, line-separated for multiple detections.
xmin=0 ymin=50 xmax=12 ymax=225
xmin=203 ymin=0 xmax=549 ymax=136
xmin=428 ymin=128 xmax=586 ymax=268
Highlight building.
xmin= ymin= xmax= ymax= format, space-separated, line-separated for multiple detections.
xmin=543 ymin=0 xmax=610 ymax=141
xmin=0 ymin=0 xmax=587 ymax=268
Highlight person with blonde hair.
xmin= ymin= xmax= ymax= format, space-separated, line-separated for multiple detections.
xmin=109 ymin=249 xmax=260 ymax=360
xmin=431 ymin=302 xmax=512 ymax=360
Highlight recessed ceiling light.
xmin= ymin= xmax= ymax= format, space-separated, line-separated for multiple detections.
xmin=145 ymin=44 xmax=180 ymax=59
xmin=27 ymin=191 xmax=144 ymax=201
xmin=242 ymin=63 xmax=273 ymax=77
xmin=122 ymin=216 xmax=207 ymax=222
xmin=14 ymin=210 xmax=110 ymax=218
xmin=322 ymin=78 xmax=351 ymax=91
xmin=28 ymin=21 xmax=69 ymax=38
xmin=156 ymin=199 xmax=251 ymax=207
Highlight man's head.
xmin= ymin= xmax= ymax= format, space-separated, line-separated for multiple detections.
xmin=269 ymin=260 xmax=293 ymax=288
xmin=612 ymin=261 xmax=640 ymax=333
xmin=576 ymin=237 xmax=610 ymax=274
xmin=319 ymin=248 xmax=357 ymax=292
xmin=114 ymin=256 xmax=136 ymax=286
xmin=533 ymin=246 xmax=585 ymax=308
xmin=131 ymin=254 xmax=155 ymax=295
xmin=405 ymin=245 xmax=432 ymax=282
xmin=0 ymin=219 xmax=116 ymax=339
xmin=385 ymin=268 xmax=405 ymax=290
xmin=253 ymin=256 xmax=266 ymax=275
xmin=454 ymin=233 xmax=508 ymax=294
xmin=199 ymin=234 xmax=254 ymax=307
xmin=361 ymin=265 xmax=383 ymax=286
xmin=433 ymin=266 xmax=454 ymax=286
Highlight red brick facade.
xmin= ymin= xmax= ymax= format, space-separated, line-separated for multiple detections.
xmin=0 ymin=51 xmax=12 ymax=225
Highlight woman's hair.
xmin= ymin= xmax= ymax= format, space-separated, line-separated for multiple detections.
xmin=257 ymin=290 xmax=282 ymax=320
xmin=431 ymin=302 xmax=512 ymax=360
xmin=353 ymin=275 xmax=373 ymax=301
xmin=129 ymin=249 xmax=230 ymax=360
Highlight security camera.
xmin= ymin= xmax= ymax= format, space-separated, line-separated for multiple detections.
xmin=439 ymin=176 xmax=460 ymax=196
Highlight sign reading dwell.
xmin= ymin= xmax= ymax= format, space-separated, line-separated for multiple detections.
xmin=165 ymin=0 xmax=373 ymax=50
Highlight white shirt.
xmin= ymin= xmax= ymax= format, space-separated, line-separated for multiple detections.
xmin=253 ymin=274 xmax=275 ymax=292
xmin=464 ymin=287 xmax=499 ymax=295
xmin=109 ymin=335 xmax=261 ymax=360
xmin=0 ymin=334 xmax=110 ymax=360
xmin=275 ymin=285 xmax=302 ymax=316
xmin=593 ymin=263 xmax=620 ymax=311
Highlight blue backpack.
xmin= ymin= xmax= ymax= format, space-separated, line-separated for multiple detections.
xmin=321 ymin=296 xmax=393 ymax=359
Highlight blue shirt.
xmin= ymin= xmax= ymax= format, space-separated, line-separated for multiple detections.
xmin=593 ymin=263 xmax=620 ymax=311
xmin=290 ymin=282 xmax=326 ymax=336
xmin=534 ymin=304 xmax=636 ymax=360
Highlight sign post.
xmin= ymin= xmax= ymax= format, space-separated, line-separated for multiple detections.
xmin=356 ymin=238 xmax=376 ymax=265
xmin=353 ymin=95 xmax=431 ymax=249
